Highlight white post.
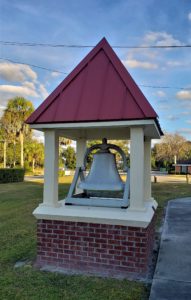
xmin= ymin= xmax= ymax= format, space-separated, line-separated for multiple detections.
xmin=42 ymin=130 xmax=60 ymax=207
xmin=76 ymin=138 xmax=86 ymax=167
xmin=144 ymin=139 xmax=152 ymax=202
xmin=130 ymin=127 xmax=145 ymax=211
xmin=76 ymin=138 xmax=86 ymax=193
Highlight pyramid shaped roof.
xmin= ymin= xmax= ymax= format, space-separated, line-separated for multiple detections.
xmin=27 ymin=38 xmax=158 ymax=125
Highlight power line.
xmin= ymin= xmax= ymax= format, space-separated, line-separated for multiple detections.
xmin=0 ymin=41 xmax=92 ymax=48
xmin=139 ymin=84 xmax=191 ymax=90
xmin=0 ymin=57 xmax=67 ymax=74
xmin=0 ymin=40 xmax=190 ymax=49
xmin=0 ymin=57 xmax=191 ymax=91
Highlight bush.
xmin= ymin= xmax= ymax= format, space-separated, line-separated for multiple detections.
xmin=0 ymin=168 xmax=25 ymax=183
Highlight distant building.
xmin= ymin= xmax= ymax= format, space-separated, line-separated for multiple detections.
xmin=175 ymin=160 xmax=191 ymax=174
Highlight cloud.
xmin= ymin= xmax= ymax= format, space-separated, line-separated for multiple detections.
xmin=33 ymin=130 xmax=44 ymax=143
xmin=167 ymin=115 xmax=179 ymax=121
xmin=188 ymin=12 xmax=191 ymax=21
xmin=156 ymin=90 xmax=166 ymax=97
xmin=143 ymin=31 xmax=183 ymax=47
xmin=39 ymin=84 xmax=49 ymax=99
xmin=13 ymin=2 xmax=39 ymax=16
xmin=0 ymin=105 xmax=6 ymax=118
xmin=0 ymin=85 xmax=38 ymax=97
xmin=51 ymin=71 xmax=61 ymax=77
xmin=23 ymin=81 xmax=36 ymax=89
xmin=166 ymin=61 xmax=183 ymax=67
xmin=0 ymin=81 xmax=49 ymax=105
xmin=0 ymin=61 xmax=49 ymax=108
xmin=177 ymin=128 xmax=191 ymax=136
xmin=157 ymin=104 xmax=170 ymax=111
xmin=123 ymin=31 xmax=182 ymax=72
xmin=123 ymin=59 xmax=158 ymax=69
xmin=0 ymin=62 xmax=37 ymax=83
xmin=151 ymin=139 xmax=161 ymax=147
xmin=180 ymin=111 xmax=191 ymax=116
xmin=176 ymin=90 xmax=191 ymax=100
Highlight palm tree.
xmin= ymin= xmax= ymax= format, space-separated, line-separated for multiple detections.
xmin=1 ymin=97 xmax=34 ymax=167
xmin=25 ymin=140 xmax=44 ymax=172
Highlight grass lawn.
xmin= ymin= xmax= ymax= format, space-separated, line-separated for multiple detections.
xmin=0 ymin=178 xmax=190 ymax=300
xmin=152 ymin=181 xmax=191 ymax=227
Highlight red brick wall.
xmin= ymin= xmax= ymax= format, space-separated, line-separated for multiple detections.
xmin=36 ymin=216 xmax=155 ymax=278
xmin=175 ymin=166 xmax=181 ymax=173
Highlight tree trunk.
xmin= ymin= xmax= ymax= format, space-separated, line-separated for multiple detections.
xmin=32 ymin=158 xmax=35 ymax=173
xmin=20 ymin=132 xmax=24 ymax=168
xmin=3 ymin=141 xmax=6 ymax=168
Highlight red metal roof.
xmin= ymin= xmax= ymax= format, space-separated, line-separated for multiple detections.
xmin=27 ymin=38 xmax=158 ymax=124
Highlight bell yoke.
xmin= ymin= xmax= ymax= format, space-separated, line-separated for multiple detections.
xmin=65 ymin=138 xmax=130 ymax=208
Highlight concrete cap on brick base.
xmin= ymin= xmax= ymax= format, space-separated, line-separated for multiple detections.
xmin=33 ymin=199 xmax=157 ymax=228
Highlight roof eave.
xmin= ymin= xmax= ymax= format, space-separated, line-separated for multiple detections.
xmin=29 ymin=118 xmax=162 ymax=140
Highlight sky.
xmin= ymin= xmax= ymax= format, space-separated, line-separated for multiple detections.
xmin=1 ymin=0 xmax=191 ymax=141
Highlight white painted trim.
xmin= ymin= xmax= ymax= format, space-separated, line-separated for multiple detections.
xmin=76 ymin=139 xmax=86 ymax=167
xmin=130 ymin=127 xmax=145 ymax=210
xmin=30 ymin=120 xmax=161 ymax=140
xmin=144 ymin=139 xmax=152 ymax=202
xmin=43 ymin=130 xmax=60 ymax=207
xmin=33 ymin=199 xmax=157 ymax=228
xmin=30 ymin=119 xmax=157 ymax=130
xmin=76 ymin=139 xmax=86 ymax=193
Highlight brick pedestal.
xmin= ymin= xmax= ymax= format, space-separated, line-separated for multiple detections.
xmin=36 ymin=216 xmax=155 ymax=278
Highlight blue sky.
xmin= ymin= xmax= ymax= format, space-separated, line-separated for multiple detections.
xmin=1 ymin=0 xmax=191 ymax=140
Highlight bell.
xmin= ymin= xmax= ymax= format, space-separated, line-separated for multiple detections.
xmin=78 ymin=150 xmax=124 ymax=191
xmin=65 ymin=138 xmax=130 ymax=208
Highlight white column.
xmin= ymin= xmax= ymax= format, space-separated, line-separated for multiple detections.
xmin=43 ymin=130 xmax=60 ymax=207
xmin=129 ymin=127 xmax=145 ymax=211
xmin=76 ymin=138 xmax=86 ymax=167
xmin=144 ymin=139 xmax=152 ymax=202
xmin=76 ymin=138 xmax=86 ymax=193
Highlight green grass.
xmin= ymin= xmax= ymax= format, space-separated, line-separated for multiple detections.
xmin=0 ymin=180 xmax=148 ymax=300
xmin=0 ymin=179 xmax=190 ymax=299
xmin=152 ymin=182 xmax=191 ymax=227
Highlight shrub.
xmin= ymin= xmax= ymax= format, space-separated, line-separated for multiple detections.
xmin=0 ymin=168 xmax=25 ymax=183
